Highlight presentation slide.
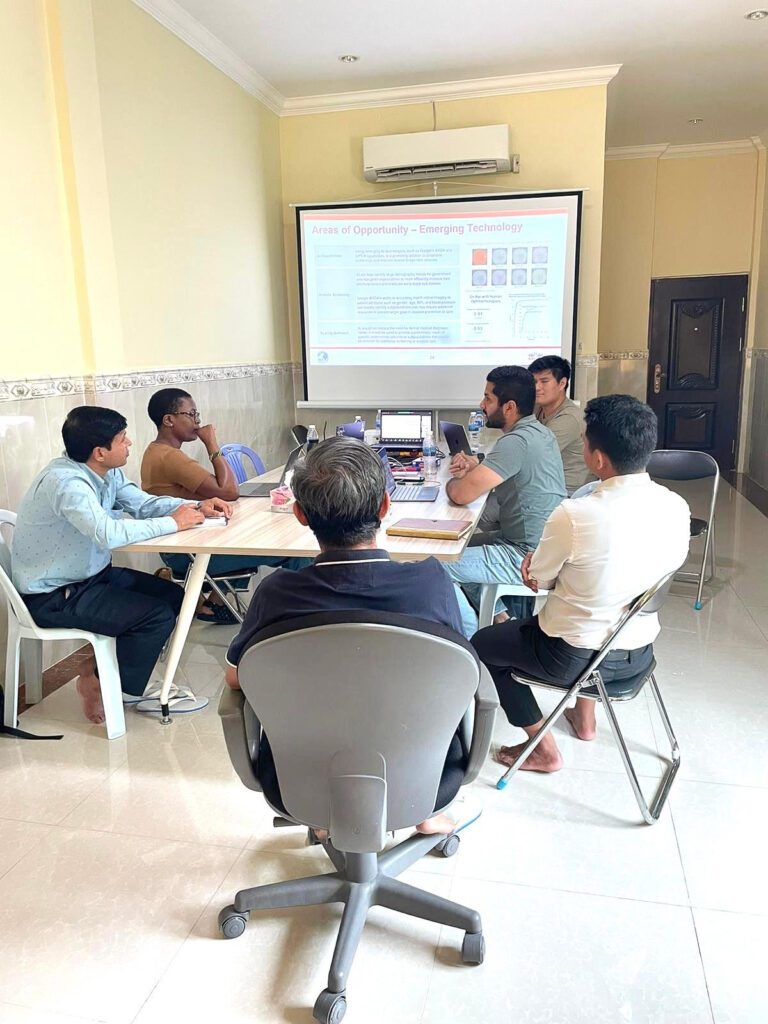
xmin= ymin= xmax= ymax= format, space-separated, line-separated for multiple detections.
xmin=297 ymin=193 xmax=581 ymax=406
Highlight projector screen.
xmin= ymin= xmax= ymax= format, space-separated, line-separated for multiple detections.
xmin=296 ymin=191 xmax=582 ymax=406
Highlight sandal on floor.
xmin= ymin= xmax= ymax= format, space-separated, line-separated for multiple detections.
xmin=195 ymin=599 xmax=238 ymax=625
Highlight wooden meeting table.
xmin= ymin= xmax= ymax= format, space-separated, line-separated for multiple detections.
xmin=118 ymin=462 xmax=487 ymax=721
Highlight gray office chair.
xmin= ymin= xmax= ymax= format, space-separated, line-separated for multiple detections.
xmin=496 ymin=573 xmax=679 ymax=826
xmin=218 ymin=611 xmax=499 ymax=1023
xmin=647 ymin=449 xmax=719 ymax=610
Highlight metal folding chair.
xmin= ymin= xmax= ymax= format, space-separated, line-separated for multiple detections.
xmin=647 ymin=449 xmax=718 ymax=610
xmin=496 ymin=573 xmax=680 ymax=825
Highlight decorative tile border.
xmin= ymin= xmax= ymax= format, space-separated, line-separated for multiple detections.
xmin=575 ymin=354 xmax=598 ymax=368
xmin=746 ymin=348 xmax=768 ymax=362
xmin=598 ymin=351 xmax=648 ymax=361
xmin=0 ymin=362 xmax=299 ymax=403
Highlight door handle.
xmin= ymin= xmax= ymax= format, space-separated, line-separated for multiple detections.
xmin=653 ymin=364 xmax=665 ymax=395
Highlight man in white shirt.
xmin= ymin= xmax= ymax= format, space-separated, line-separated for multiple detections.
xmin=472 ymin=394 xmax=690 ymax=773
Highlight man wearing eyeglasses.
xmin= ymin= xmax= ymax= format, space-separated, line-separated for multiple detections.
xmin=141 ymin=388 xmax=307 ymax=624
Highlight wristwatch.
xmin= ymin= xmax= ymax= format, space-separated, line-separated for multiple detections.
xmin=209 ymin=449 xmax=221 ymax=462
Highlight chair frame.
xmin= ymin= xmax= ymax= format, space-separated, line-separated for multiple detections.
xmin=496 ymin=573 xmax=680 ymax=826
xmin=1 ymin=511 xmax=126 ymax=739
xmin=648 ymin=449 xmax=719 ymax=610
xmin=218 ymin=443 xmax=265 ymax=485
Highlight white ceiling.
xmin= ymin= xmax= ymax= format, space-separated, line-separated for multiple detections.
xmin=151 ymin=0 xmax=768 ymax=146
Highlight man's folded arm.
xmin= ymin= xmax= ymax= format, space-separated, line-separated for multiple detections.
xmin=51 ymin=478 xmax=179 ymax=549
xmin=528 ymin=505 xmax=573 ymax=590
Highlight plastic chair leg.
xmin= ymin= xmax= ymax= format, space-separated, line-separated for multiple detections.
xmin=21 ymin=637 xmax=43 ymax=704
xmin=477 ymin=585 xmax=501 ymax=630
xmin=92 ymin=636 xmax=126 ymax=740
xmin=4 ymin=626 xmax=21 ymax=728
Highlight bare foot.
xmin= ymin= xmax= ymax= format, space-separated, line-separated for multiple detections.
xmin=416 ymin=812 xmax=456 ymax=835
xmin=311 ymin=828 xmax=329 ymax=842
xmin=76 ymin=674 xmax=105 ymax=724
xmin=496 ymin=741 xmax=563 ymax=773
xmin=564 ymin=705 xmax=597 ymax=741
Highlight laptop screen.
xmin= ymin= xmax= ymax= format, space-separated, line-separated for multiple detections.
xmin=379 ymin=410 xmax=433 ymax=444
xmin=377 ymin=449 xmax=397 ymax=495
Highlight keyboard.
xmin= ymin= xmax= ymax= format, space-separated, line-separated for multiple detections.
xmin=391 ymin=483 xmax=440 ymax=502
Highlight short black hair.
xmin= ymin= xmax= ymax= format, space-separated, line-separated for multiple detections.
xmin=584 ymin=395 xmax=658 ymax=474
xmin=291 ymin=437 xmax=387 ymax=548
xmin=486 ymin=365 xmax=536 ymax=417
xmin=147 ymin=388 xmax=192 ymax=428
xmin=62 ymin=406 xmax=128 ymax=463
xmin=528 ymin=355 xmax=571 ymax=384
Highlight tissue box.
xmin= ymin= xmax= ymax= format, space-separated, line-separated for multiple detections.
xmin=270 ymin=485 xmax=295 ymax=513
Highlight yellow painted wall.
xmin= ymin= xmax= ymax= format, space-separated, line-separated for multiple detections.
xmin=598 ymin=151 xmax=761 ymax=355
xmin=280 ymin=86 xmax=608 ymax=366
xmin=0 ymin=0 xmax=83 ymax=377
xmin=652 ymin=154 xmax=758 ymax=278
xmin=597 ymin=158 xmax=657 ymax=353
xmin=92 ymin=0 xmax=290 ymax=370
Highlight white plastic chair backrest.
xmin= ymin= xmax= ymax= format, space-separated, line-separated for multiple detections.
xmin=0 ymin=510 xmax=38 ymax=629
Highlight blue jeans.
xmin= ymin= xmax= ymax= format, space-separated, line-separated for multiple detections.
xmin=443 ymin=535 xmax=529 ymax=639
xmin=162 ymin=553 xmax=311 ymax=588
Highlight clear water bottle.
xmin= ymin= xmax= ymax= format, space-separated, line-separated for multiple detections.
xmin=467 ymin=410 xmax=485 ymax=454
xmin=374 ymin=409 xmax=382 ymax=443
xmin=422 ymin=430 xmax=438 ymax=482
xmin=306 ymin=424 xmax=319 ymax=450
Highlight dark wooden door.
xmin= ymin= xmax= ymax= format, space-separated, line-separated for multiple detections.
xmin=647 ymin=275 xmax=747 ymax=473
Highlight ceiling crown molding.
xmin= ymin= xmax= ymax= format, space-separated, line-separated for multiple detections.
xmin=280 ymin=65 xmax=622 ymax=117
xmin=606 ymin=138 xmax=764 ymax=161
xmin=131 ymin=0 xmax=283 ymax=114
xmin=605 ymin=144 xmax=668 ymax=161
xmin=129 ymin=6 xmax=619 ymax=117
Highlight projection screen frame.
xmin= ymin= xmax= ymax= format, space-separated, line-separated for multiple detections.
xmin=295 ymin=190 xmax=583 ymax=408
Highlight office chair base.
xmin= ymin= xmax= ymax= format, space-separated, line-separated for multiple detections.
xmin=219 ymin=830 xmax=483 ymax=1017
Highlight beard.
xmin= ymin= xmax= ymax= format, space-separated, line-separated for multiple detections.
xmin=484 ymin=409 xmax=505 ymax=430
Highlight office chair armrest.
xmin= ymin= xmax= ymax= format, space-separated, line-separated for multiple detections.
xmin=463 ymin=664 xmax=500 ymax=784
xmin=218 ymin=686 xmax=263 ymax=792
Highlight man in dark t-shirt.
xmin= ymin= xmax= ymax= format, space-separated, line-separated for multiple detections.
xmin=225 ymin=437 xmax=472 ymax=836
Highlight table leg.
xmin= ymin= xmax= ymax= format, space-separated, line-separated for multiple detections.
xmin=159 ymin=553 xmax=211 ymax=723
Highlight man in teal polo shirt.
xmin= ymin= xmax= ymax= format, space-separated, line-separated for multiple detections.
xmin=445 ymin=365 xmax=566 ymax=638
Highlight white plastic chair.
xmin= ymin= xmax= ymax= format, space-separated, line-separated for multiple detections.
xmin=477 ymin=583 xmax=549 ymax=629
xmin=0 ymin=511 xmax=126 ymax=740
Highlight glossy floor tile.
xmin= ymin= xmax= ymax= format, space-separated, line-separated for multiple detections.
xmin=1 ymin=479 xmax=767 ymax=1023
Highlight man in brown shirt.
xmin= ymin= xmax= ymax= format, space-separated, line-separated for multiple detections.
xmin=142 ymin=388 xmax=308 ymax=622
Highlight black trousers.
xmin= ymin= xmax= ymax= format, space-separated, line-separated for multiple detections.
xmin=471 ymin=617 xmax=654 ymax=728
xmin=23 ymin=566 xmax=184 ymax=697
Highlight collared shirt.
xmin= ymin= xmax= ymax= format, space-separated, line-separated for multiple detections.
xmin=536 ymin=397 xmax=592 ymax=495
xmin=530 ymin=473 xmax=691 ymax=650
xmin=480 ymin=415 xmax=566 ymax=550
xmin=227 ymin=548 xmax=463 ymax=666
xmin=12 ymin=456 xmax=185 ymax=594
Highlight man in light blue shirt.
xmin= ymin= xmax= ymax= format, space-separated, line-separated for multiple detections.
xmin=445 ymin=366 xmax=566 ymax=638
xmin=13 ymin=406 xmax=229 ymax=723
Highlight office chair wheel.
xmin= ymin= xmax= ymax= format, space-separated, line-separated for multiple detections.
xmin=313 ymin=988 xmax=347 ymax=1023
xmin=461 ymin=931 xmax=485 ymax=965
xmin=432 ymin=833 xmax=461 ymax=858
xmin=218 ymin=905 xmax=249 ymax=939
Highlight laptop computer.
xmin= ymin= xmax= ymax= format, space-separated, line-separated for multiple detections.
xmin=440 ymin=420 xmax=473 ymax=457
xmin=378 ymin=449 xmax=439 ymax=502
xmin=379 ymin=410 xmax=433 ymax=449
xmin=238 ymin=444 xmax=303 ymax=497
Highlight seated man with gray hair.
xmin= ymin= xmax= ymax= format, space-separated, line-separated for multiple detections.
xmin=225 ymin=436 xmax=475 ymax=835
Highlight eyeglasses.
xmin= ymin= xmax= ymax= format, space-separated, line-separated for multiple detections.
xmin=175 ymin=411 xmax=201 ymax=424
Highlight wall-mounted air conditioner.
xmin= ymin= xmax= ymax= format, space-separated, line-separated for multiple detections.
xmin=363 ymin=124 xmax=512 ymax=182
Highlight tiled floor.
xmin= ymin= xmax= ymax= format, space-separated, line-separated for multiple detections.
xmin=1 ymin=480 xmax=767 ymax=1023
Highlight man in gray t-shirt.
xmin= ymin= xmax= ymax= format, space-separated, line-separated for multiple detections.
xmin=445 ymin=366 xmax=566 ymax=638
xmin=529 ymin=355 xmax=592 ymax=495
